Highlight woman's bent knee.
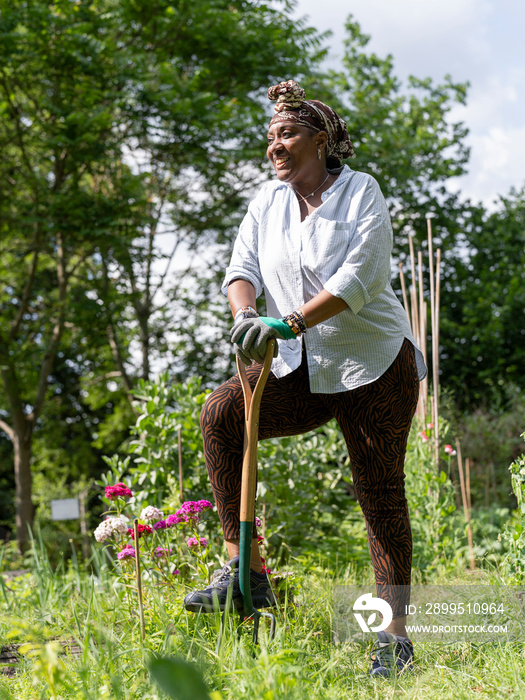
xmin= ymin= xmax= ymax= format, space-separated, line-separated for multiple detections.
xmin=200 ymin=378 xmax=244 ymax=437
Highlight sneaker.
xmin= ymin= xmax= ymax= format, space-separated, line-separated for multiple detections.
xmin=370 ymin=631 xmax=414 ymax=677
xmin=183 ymin=556 xmax=276 ymax=613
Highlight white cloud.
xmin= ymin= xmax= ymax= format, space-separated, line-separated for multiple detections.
xmin=451 ymin=125 xmax=525 ymax=205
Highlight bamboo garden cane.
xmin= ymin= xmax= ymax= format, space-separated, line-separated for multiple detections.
xmin=133 ymin=519 xmax=146 ymax=641
xmin=427 ymin=216 xmax=440 ymax=468
xmin=234 ymin=339 xmax=276 ymax=644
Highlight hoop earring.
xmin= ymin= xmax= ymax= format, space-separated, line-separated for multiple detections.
xmin=317 ymin=148 xmax=322 ymax=160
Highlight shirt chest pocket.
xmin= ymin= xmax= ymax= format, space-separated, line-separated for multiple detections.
xmin=300 ymin=220 xmax=354 ymax=282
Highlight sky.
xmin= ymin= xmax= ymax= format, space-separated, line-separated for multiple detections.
xmin=293 ymin=0 xmax=525 ymax=208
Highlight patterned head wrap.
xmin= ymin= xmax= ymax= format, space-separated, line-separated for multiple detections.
xmin=268 ymin=80 xmax=354 ymax=168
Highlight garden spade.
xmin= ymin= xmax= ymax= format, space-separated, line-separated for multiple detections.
xmin=236 ymin=338 xmax=277 ymax=644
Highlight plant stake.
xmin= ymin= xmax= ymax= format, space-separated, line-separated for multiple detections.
xmin=178 ymin=428 xmax=184 ymax=502
xmin=398 ymin=262 xmax=410 ymax=320
xmin=455 ymin=441 xmax=475 ymax=570
xmin=133 ymin=519 xmax=146 ymax=641
xmin=427 ymin=216 xmax=441 ymax=468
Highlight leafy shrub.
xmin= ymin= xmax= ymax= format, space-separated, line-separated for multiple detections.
xmin=257 ymin=421 xmax=366 ymax=571
xmin=97 ymin=373 xmax=469 ymax=578
xmin=501 ymin=433 xmax=525 ymax=583
xmin=98 ymin=373 xmax=212 ymax=510
xmin=454 ymin=393 xmax=525 ymax=507
xmin=404 ymin=425 xmax=461 ymax=577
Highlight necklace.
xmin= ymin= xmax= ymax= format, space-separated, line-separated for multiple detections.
xmin=292 ymin=173 xmax=330 ymax=203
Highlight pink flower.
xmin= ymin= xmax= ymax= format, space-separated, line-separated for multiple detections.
xmin=196 ymin=499 xmax=213 ymax=511
xmin=173 ymin=505 xmax=199 ymax=524
xmin=444 ymin=444 xmax=457 ymax=456
xmin=117 ymin=546 xmax=136 ymax=560
xmin=180 ymin=502 xmax=199 ymax=514
xmin=180 ymin=500 xmax=213 ymax=516
xmin=255 ymin=516 xmax=262 ymax=527
xmin=418 ymin=431 xmax=429 ymax=442
xmin=257 ymin=535 xmax=265 ymax=544
xmin=154 ymin=546 xmax=172 ymax=558
xmin=152 ymin=519 xmax=167 ymax=530
xmin=127 ymin=524 xmax=153 ymax=539
xmin=166 ymin=513 xmax=185 ymax=527
xmin=426 ymin=422 xmax=434 ymax=430
xmin=186 ymin=536 xmax=208 ymax=549
xmin=105 ymin=482 xmax=133 ymax=500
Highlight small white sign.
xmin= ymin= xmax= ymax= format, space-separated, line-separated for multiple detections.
xmin=51 ymin=498 xmax=80 ymax=521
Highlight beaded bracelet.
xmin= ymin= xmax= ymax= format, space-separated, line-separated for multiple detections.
xmin=234 ymin=305 xmax=259 ymax=321
xmin=282 ymin=310 xmax=308 ymax=336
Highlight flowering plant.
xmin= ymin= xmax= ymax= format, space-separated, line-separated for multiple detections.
xmin=93 ymin=483 xmax=215 ymax=591
xmin=105 ymin=482 xmax=133 ymax=500
xmin=93 ymin=516 xmax=128 ymax=543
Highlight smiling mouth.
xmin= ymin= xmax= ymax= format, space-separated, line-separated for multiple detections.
xmin=274 ymin=157 xmax=290 ymax=168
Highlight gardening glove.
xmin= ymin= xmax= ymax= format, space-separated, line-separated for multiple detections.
xmin=230 ymin=317 xmax=296 ymax=365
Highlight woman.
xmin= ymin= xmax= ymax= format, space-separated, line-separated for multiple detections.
xmin=184 ymin=80 xmax=426 ymax=676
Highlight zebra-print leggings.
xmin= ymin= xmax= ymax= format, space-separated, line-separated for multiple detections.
xmin=200 ymin=338 xmax=419 ymax=612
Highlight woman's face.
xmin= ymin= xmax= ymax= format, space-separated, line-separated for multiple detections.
xmin=266 ymin=121 xmax=324 ymax=185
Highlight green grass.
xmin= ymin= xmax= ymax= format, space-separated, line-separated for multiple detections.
xmin=1 ymin=541 xmax=525 ymax=700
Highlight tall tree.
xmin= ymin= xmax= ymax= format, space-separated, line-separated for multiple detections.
xmin=439 ymin=188 xmax=525 ymax=406
xmin=88 ymin=0 xmax=325 ymax=390
xmin=0 ymin=0 xmax=141 ymax=548
xmin=0 ymin=0 xmax=324 ymax=548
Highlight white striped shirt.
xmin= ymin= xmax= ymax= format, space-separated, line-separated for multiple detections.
xmin=222 ymin=165 xmax=427 ymax=393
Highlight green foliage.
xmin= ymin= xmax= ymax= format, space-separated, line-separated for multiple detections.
xmin=98 ymin=373 xmax=212 ymax=511
xmin=95 ymin=374 xmax=476 ymax=578
xmin=453 ymin=393 xmax=525 ymax=506
xmin=0 ymin=0 xmax=149 ymax=545
xmin=439 ymin=189 xmax=525 ymax=407
xmin=404 ymin=429 xmax=461 ymax=576
xmin=147 ymin=656 xmax=211 ymax=700
xmin=317 ymin=19 xmax=525 ymax=409
xmin=501 ymin=433 xmax=525 ymax=584
xmin=131 ymin=374 xmax=210 ymax=504
xmin=18 ymin=640 xmax=70 ymax=700
xmin=30 ymin=475 xmax=88 ymax=563
xmin=257 ymin=422 xmax=367 ymax=570
xmin=509 ymin=442 xmax=525 ymax=509
xmin=2 ymin=538 xmax=525 ymax=699
xmin=0 ymin=0 xmax=326 ymax=546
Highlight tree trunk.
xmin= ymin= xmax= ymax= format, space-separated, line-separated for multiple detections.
xmin=13 ymin=429 xmax=35 ymax=553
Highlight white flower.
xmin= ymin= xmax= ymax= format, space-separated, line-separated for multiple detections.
xmin=109 ymin=516 xmax=128 ymax=535
xmin=93 ymin=516 xmax=127 ymax=542
xmin=140 ymin=506 xmax=164 ymax=523
xmin=94 ymin=520 xmax=113 ymax=542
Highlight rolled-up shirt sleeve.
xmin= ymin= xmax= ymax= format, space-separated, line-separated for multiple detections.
xmin=323 ymin=177 xmax=392 ymax=315
xmin=221 ymin=198 xmax=264 ymax=297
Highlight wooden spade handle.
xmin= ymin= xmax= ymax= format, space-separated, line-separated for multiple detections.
xmin=236 ymin=339 xmax=275 ymax=522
